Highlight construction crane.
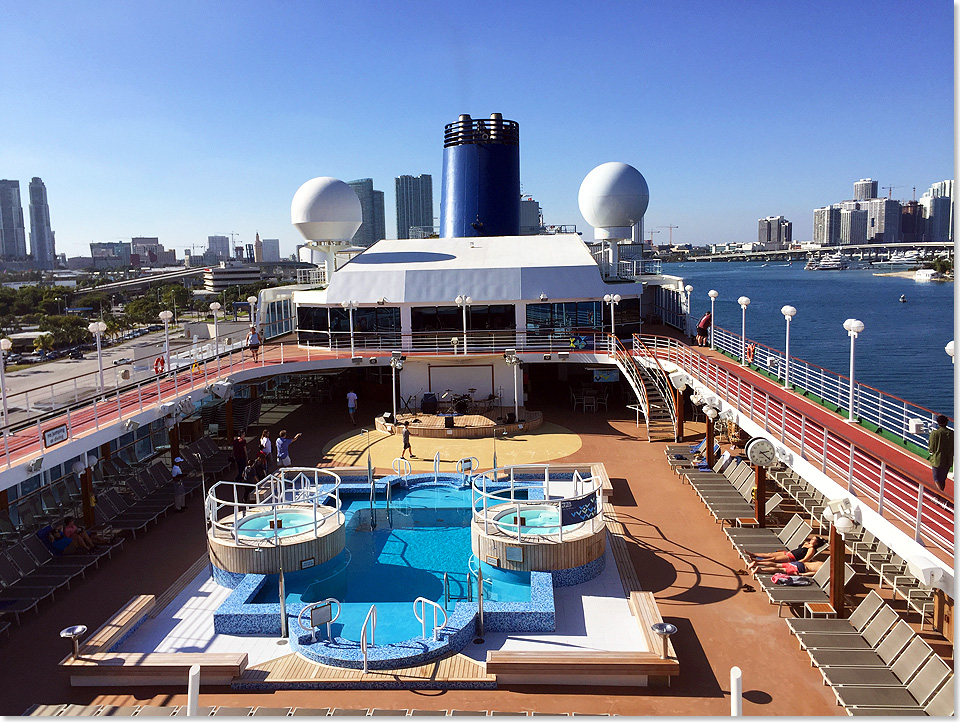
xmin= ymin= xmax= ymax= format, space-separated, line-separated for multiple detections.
xmin=657 ymin=225 xmax=679 ymax=244
xmin=882 ymin=185 xmax=905 ymax=200
xmin=646 ymin=230 xmax=660 ymax=245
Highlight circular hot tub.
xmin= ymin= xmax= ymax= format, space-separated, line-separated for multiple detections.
xmin=234 ymin=510 xmax=319 ymax=539
xmin=492 ymin=504 xmax=582 ymax=536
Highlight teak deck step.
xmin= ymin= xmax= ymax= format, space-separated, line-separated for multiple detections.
xmin=61 ymin=652 xmax=248 ymax=687
xmin=150 ymin=555 xmax=209 ymax=617
xmin=65 ymin=594 xmax=156 ymax=658
xmin=485 ymin=650 xmax=678 ymax=687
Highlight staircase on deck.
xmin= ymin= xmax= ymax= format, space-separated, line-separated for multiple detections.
xmin=611 ymin=336 xmax=676 ymax=442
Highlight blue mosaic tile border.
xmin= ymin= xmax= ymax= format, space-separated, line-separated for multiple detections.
xmin=106 ymin=612 xmax=152 ymax=653
xmin=552 ymin=553 xmax=605 ymax=588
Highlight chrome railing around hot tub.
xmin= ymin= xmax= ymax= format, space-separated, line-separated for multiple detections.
xmin=205 ymin=467 xmax=342 ymax=547
xmin=471 ymin=464 xmax=604 ymax=542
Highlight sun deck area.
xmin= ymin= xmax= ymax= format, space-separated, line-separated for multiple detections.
xmin=2 ymin=372 xmax=954 ymax=716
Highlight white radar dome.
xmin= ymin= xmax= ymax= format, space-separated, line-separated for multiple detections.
xmin=291 ymin=177 xmax=363 ymax=242
xmin=578 ymin=162 xmax=649 ymax=230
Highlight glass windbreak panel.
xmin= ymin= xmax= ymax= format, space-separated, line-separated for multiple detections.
xmin=20 ymin=474 xmax=41 ymax=496
xmin=618 ymin=297 xmax=641 ymax=336
xmin=557 ymin=302 xmax=579 ymax=330
xmin=436 ymin=306 xmax=459 ymax=331
xmin=488 ymin=304 xmax=514 ymax=329
xmin=329 ymin=308 xmax=350 ymax=332
xmin=526 ymin=303 xmax=552 ymax=332
xmin=411 ymin=307 xmax=438 ymax=331
xmin=577 ymin=301 xmax=601 ymax=330
xmin=297 ymin=306 xmax=329 ymax=331
xmin=467 ymin=305 xmax=488 ymax=330
xmin=355 ymin=307 xmax=377 ymax=333
xmin=377 ymin=307 xmax=399 ymax=332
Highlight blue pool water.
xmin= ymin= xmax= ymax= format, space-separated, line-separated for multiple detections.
xmin=235 ymin=510 xmax=317 ymax=538
xmin=251 ymin=485 xmax=531 ymax=644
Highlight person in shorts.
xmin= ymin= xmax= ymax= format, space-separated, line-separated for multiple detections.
xmin=400 ymin=421 xmax=414 ymax=459
xmin=172 ymin=456 xmax=187 ymax=512
xmin=246 ymin=326 xmax=261 ymax=362
xmin=276 ymin=429 xmax=302 ymax=467
xmin=346 ymin=390 xmax=358 ymax=425
xmin=747 ymin=535 xmax=824 ymax=570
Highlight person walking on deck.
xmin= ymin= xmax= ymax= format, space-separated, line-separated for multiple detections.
xmin=276 ymin=429 xmax=302 ymax=467
xmin=928 ymin=415 xmax=954 ymax=491
xmin=401 ymin=421 xmax=414 ymax=459
xmin=346 ymin=389 xmax=358 ymax=425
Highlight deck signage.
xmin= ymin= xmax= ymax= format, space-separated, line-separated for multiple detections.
xmin=43 ymin=423 xmax=69 ymax=448
xmin=560 ymin=491 xmax=599 ymax=526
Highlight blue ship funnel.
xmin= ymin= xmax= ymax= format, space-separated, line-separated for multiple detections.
xmin=440 ymin=113 xmax=520 ymax=238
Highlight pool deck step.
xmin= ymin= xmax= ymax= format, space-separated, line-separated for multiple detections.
xmin=233 ymin=651 xmax=495 ymax=690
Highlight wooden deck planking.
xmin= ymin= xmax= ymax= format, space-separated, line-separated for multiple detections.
xmin=239 ymin=651 xmax=492 ymax=686
xmin=603 ymin=503 xmax=642 ymax=593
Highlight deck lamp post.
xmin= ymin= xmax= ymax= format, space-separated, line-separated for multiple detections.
xmin=684 ymin=285 xmax=694 ymax=340
xmin=87 ymin=321 xmax=107 ymax=393
xmin=390 ymin=352 xmax=403 ymax=425
xmin=0 ymin=337 xmax=11 ymax=425
xmin=341 ymin=300 xmax=358 ymax=358
xmin=708 ymin=290 xmax=718 ymax=349
xmin=703 ymin=404 xmax=719 ymax=466
xmin=455 ymin=295 xmax=472 ymax=355
xmin=781 ymin=306 xmax=797 ymax=389
xmin=737 ymin=296 xmax=751 ymax=366
xmin=843 ymin=319 xmax=864 ymax=423
xmin=504 ymin=349 xmax=521 ymax=422
xmin=209 ymin=302 xmax=222 ymax=369
xmin=159 ymin=310 xmax=174 ymax=372
xmin=946 ymin=340 xmax=954 ymax=364
xmin=603 ymin=293 xmax=621 ymax=337
xmin=247 ymin=295 xmax=258 ymax=326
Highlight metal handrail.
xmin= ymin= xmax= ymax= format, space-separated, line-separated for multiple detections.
xmin=297 ymin=597 xmax=341 ymax=643
xmin=699 ymin=325 xmax=951 ymax=448
xmin=471 ymin=463 xmax=603 ymax=542
xmin=413 ymin=596 xmax=447 ymax=640
xmin=635 ymin=333 xmax=954 ymax=559
xmin=205 ymin=468 xmax=341 ymax=547
xmin=360 ymin=604 xmax=377 ymax=674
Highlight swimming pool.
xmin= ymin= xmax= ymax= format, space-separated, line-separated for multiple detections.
xmin=250 ymin=484 xmax=531 ymax=645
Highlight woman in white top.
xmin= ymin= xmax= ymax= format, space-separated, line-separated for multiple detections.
xmin=246 ymin=326 xmax=261 ymax=362
xmin=260 ymin=430 xmax=272 ymax=472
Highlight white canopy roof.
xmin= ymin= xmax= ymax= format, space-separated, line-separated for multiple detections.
xmin=295 ymin=234 xmax=638 ymax=306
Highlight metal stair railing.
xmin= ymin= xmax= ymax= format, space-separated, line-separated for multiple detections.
xmin=413 ymin=596 xmax=448 ymax=640
xmin=360 ymin=604 xmax=377 ymax=673
xmin=609 ymin=334 xmax=677 ymax=441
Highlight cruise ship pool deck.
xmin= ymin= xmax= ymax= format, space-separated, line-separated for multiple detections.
xmin=2 ymin=365 xmax=954 ymax=717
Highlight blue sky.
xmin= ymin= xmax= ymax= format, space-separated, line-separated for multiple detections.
xmin=0 ymin=1 xmax=953 ymax=258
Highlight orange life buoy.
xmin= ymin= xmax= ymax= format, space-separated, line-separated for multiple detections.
xmin=154 ymin=356 xmax=165 ymax=374
xmin=744 ymin=343 xmax=756 ymax=364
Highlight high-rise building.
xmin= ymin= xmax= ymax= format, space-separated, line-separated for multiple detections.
xmin=900 ymin=201 xmax=925 ymax=244
xmin=0 ymin=180 xmax=28 ymax=260
xmin=254 ymin=233 xmax=263 ymax=262
xmin=395 ymin=174 xmax=434 ymax=239
xmin=28 ymin=177 xmax=56 ymax=269
xmin=207 ymin=235 xmax=231 ymax=259
xmin=813 ymin=205 xmax=841 ymax=245
xmin=839 ymin=208 xmax=868 ymax=245
xmin=520 ymin=197 xmax=544 ymax=235
xmin=90 ymin=241 xmax=132 ymax=268
xmin=919 ymin=180 xmax=954 ymax=243
xmin=863 ymin=197 xmax=901 ymax=243
xmin=853 ymin=178 xmax=878 ymax=201
xmin=261 ymin=238 xmax=281 ymax=262
xmin=347 ymin=179 xmax=386 ymax=247
xmin=757 ymin=215 xmax=792 ymax=249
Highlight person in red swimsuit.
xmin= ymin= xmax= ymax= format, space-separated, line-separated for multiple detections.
xmin=747 ymin=535 xmax=824 ymax=570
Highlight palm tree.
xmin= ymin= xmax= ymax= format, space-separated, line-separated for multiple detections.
xmin=33 ymin=334 xmax=53 ymax=354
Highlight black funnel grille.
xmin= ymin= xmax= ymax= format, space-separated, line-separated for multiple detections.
xmin=444 ymin=114 xmax=519 ymax=148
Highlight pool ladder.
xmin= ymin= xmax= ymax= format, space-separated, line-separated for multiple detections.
xmin=442 ymin=571 xmax=473 ymax=610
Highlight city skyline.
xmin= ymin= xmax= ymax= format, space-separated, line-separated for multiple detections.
xmin=0 ymin=1 xmax=952 ymax=258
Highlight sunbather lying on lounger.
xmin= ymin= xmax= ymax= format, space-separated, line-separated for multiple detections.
xmin=747 ymin=534 xmax=824 ymax=570
xmin=751 ymin=559 xmax=823 ymax=576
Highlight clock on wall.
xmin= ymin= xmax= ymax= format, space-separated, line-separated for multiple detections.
xmin=744 ymin=437 xmax=778 ymax=467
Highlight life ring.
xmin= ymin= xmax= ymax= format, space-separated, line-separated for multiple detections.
xmin=154 ymin=356 xmax=165 ymax=374
xmin=744 ymin=343 xmax=756 ymax=364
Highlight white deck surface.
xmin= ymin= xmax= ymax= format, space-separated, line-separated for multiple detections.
xmin=117 ymin=536 xmax=647 ymax=667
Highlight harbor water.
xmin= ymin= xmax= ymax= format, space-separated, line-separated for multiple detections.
xmin=665 ymin=261 xmax=955 ymax=417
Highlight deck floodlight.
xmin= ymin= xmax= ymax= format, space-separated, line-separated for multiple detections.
xmin=391 ymin=350 xmax=403 ymax=360
xmin=539 ymin=292 xmax=548 ymax=301
xmin=946 ymin=340 xmax=954 ymax=363
xmin=543 ymin=353 xmax=551 ymax=360
xmin=27 ymin=457 xmax=44 ymax=473
xmin=651 ymin=622 xmax=677 ymax=660
xmin=124 ymin=419 xmax=139 ymax=432
xmin=352 ymin=356 xmax=363 ymax=364
xmin=60 ymin=625 xmax=88 ymax=659
xmin=558 ymin=351 xmax=569 ymax=360
xmin=669 ymin=371 xmax=687 ymax=391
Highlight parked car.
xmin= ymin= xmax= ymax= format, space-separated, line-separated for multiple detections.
xmin=112 ymin=357 xmax=131 ymax=366
xmin=68 ymin=348 xmax=84 ymax=359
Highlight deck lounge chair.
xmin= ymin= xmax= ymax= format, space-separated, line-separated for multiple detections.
xmin=807 ymin=618 xmax=915 ymax=669
xmin=0 ymin=596 xmax=39 ymax=625
xmin=818 ymin=636 xmax=934 ymax=689
xmin=730 ymin=520 xmax=813 ymax=557
xmin=763 ymin=562 xmax=855 ymax=615
xmin=0 ymin=555 xmax=60 ymax=603
xmin=846 ymin=673 xmax=954 ymax=716
xmin=22 ymin=533 xmax=113 ymax=574
xmin=795 ymin=603 xmax=898 ymax=652
xmin=5 ymin=543 xmax=81 ymax=587
xmin=122 ymin=477 xmax=175 ymax=515
xmin=94 ymin=492 xmax=154 ymax=539
xmin=831 ymin=653 xmax=952 ymax=711
xmin=786 ymin=589 xmax=885 ymax=635
xmin=725 ymin=513 xmax=805 ymax=545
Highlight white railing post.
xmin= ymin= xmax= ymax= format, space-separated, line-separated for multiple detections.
xmin=186 ymin=664 xmax=201 ymax=717
xmin=730 ymin=666 xmax=742 ymax=716
xmin=877 ymin=461 xmax=886 ymax=516
xmin=914 ymin=490 xmax=924 ymax=543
